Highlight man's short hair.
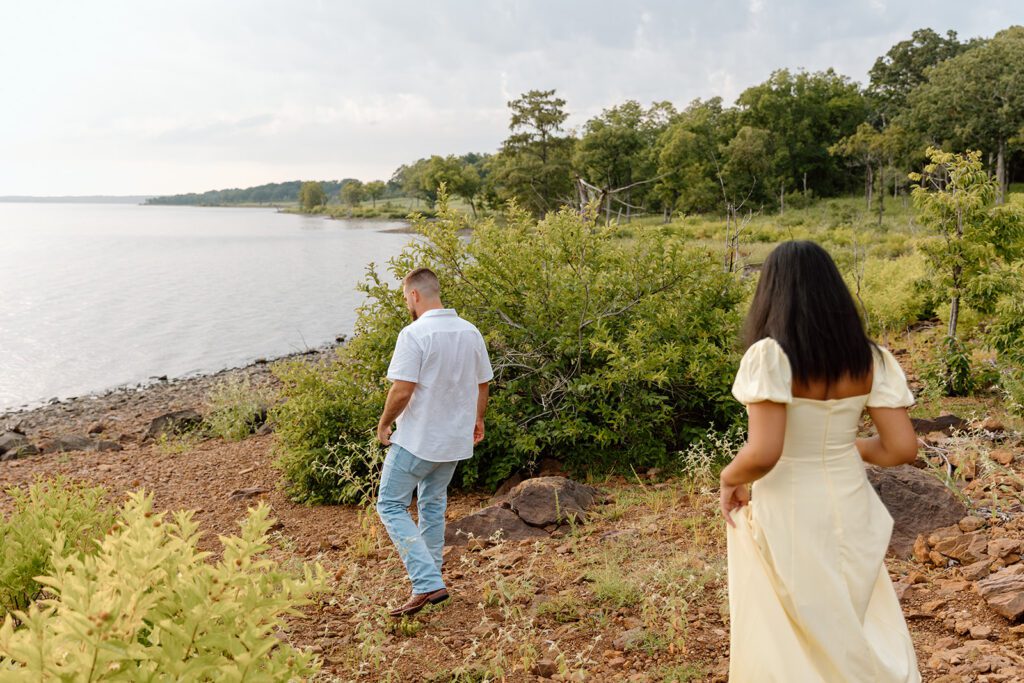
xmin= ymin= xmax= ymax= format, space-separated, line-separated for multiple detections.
xmin=404 ymin=268 xmax=440 ymax=297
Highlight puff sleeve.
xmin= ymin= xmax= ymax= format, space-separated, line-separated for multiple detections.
xmin=731 ymin=338 xmax=793 ymax=405
xmin=866 ymin=346 xmax=915 ymax=408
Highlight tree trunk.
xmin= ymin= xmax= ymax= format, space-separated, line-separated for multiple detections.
xmin=877 ymin=161 xmax=884 ymax=226
xmin=865 ymin=164 xmax=873 ymax=210
xmin=996 ymin=138 xmax=1007 ymax=205
xmin=948 ymin=294 xmax=960 ymax=339
xmin=780 ymin=182 xmax=785 ymax=215
xmin=803 ymin=172 xmax=808 ymax=196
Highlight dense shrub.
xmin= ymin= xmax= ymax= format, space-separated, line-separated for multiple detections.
xmin=0 ymin=493 xmax=325 ymax=680
xmin=273 ymin=198 xmax=745 ymax=504
xmin=0 ymin=478 xmax=115 ymax=616
xmin=844 ymin=252 xmax=932 ymax=337
xmin=988 ymin=269 xmax=1024 ymax=414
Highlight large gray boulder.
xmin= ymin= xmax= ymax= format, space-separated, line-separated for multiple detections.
xmin=445 ymin=506 xmax=547 ymax=545
xmin=508 ymin=476 xmax=599 ymax=527
xmin=867 ymin=464 xmax=967 ymax=558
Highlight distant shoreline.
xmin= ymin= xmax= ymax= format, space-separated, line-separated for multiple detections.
xmin=0 ymin=196 xmax=153 ymax=204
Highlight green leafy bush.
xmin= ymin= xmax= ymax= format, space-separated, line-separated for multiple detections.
xmin=273 ymin=198 xmax=745 ymax=503
xmin=921 ymin=336 xmax=976 ymax=398
xmin=987 ymin=271 xmax=1024 ymax=414
xmin=0 ymin=478 xmax=115 ymax=616
xmin=845 ymin=252 xmax=932 ymax=336
xmin=0 ymin=493 xmax=326 ymax=680
xmin=204 ymin=375 xmax=276 ymax=441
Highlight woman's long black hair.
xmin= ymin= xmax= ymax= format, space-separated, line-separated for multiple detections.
xmin=744 ymin=240 xmax=874 ymax=385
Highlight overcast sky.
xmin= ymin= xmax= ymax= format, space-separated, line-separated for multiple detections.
xmin=0 ymin=1 xmax=1018 ymax=196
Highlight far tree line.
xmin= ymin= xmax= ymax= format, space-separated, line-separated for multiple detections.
xmin=152 ymin=26 xmax=1024 ymax=220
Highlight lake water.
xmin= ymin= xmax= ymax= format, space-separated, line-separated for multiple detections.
xmin=0 ymin=203 xmax=413 ymax=411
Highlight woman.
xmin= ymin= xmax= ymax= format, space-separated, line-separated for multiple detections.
xmin=720 ymin=241 xmax=921 ymax=682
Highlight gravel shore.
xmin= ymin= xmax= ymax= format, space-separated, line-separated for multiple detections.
xmin=0 ymin=345 xmax=340 ymax=446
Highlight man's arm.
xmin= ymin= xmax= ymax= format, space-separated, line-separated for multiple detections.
xmin=377 ymin=380 xmax=417 ymax=445
xmin=474 ymin=382 xmax=489 ymax=444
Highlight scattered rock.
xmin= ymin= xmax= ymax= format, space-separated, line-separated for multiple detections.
xmin=910 ymin=414 xmax=968 ymax=436
xmin=92 ymin=440 xmax=122 ymax=452
xmin=613 ymin=627 xmax=646 ymax=651
xmin=970 ymin=624 xmax=994 ymax=639
xmin=980 ymin=417 xmax=1005 ymax=433
xmin=531 ymin=659 xmax=558 ymax=678
xmin=444 ymin=506 xmax=547 ymax=545
xmin=962 ymin=559 xmax=992 ymax=581
xmin=866 ymin=464 xmax=967 ymax=557
xmin=988 ymin=538 xmax=1022 ymax=559
xmin=228 ymin=487 xmax=269 ymax=501
xmin=87 ymin=422 xmax=106 ymax=435
xmin=933 ymin=531 xmax=990 ymax=565
xmin=960 ymin=516 xmax=986 ymax=532
xmin=39 ymin=435 xmax=94 ymax=453
xmin=977 ymin=566 xmax=1024 ymax=620
xmin=143 ymin=409 xmax=203 ymax=442
xmin=0 ymin=431 xmax=31 ymax=455
xmin=507 ymin=477 xmax=599 ymax=527
xmin=991 ymin=449 xmax=1015 ymax=466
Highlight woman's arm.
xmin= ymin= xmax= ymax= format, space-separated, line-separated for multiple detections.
xmin=857 ymin=406 xmax=919 ymax=467
xmin=719 ymin=401 xmax=787 ymax=526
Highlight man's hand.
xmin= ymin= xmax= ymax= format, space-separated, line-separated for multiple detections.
xmin=377 ymin=380 xmax=416 ymax=447
xmin=377 ymin=422 xmax=392 ymax=446
xmin=473 ymin=417 xmax=485 ymax=445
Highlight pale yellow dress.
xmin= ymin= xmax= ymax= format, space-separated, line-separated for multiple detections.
xmin=727 ymin=338 xmax=921 ymax=683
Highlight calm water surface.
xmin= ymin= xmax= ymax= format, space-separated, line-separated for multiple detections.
xmin=0 ymin=203 xmax=412 ymax=411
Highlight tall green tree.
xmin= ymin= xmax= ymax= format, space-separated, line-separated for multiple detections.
xmin=910 ymin=148 xmax=1024 ymax=394
xmin=488 ymin=89 xmax=575 ymax=216
xmin=574 ymin=100 xmax=675 ymax=222
xmin=298 ymin=181 xmax=326 ymax=211
xmin=907 ymin=26 xmax=1024 ymax=204
xmin=737 ymin=68 xmax=868 ymax=197
xmin=829 ymin=123 xmax=887 ymax=209
xmin=867 ymin=28 xmax=971 ymax=127
xmin=654 ymin=98 xmax=736 ymax=216
xmin=340 ymin=179 xmax=365 ymax=208
xmin=365 ymin=180 xmax=386 ymax=207
xmin=421 ymin=155 xmax=482 ymax=216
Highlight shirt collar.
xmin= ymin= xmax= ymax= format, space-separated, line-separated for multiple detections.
xmin=419 ymin=308 xmax=457 ymax=319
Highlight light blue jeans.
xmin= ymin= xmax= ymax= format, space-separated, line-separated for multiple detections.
xmin=376 ymin=444 xmax=458 ymax=594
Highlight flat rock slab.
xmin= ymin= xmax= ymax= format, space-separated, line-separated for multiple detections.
xmin=40 ymin=435 xmax=95 ymax=454
xmin=508 ymin=476 xmax=600 ymax=527
xmin=910 ymin=414 xmax=968 ymax=436
xmin=977 ymin=565 xmax=1024 ymax=620
xmin=867 ymin=464 xmax=967 ymax=558
xmin=445 ymin=506 xmax=547 ymax=545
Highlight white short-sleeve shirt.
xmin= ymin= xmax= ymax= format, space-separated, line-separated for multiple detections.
xmin=386 ymin=309 xmax=494 ymax=462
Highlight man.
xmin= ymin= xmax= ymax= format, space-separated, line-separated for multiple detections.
xmin=376 ymin=267 xmax=492 ymax=618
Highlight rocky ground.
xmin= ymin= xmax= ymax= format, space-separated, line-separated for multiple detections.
xmin=2 ymin=355 xmax=1024 ymax=681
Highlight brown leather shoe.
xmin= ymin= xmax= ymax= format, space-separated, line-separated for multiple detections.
xmin=388 ymin=588 xmax=449 ymax=618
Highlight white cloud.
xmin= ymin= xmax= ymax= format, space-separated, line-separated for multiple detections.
xmin=0 ymin=0 xmax=1016 ymax=194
